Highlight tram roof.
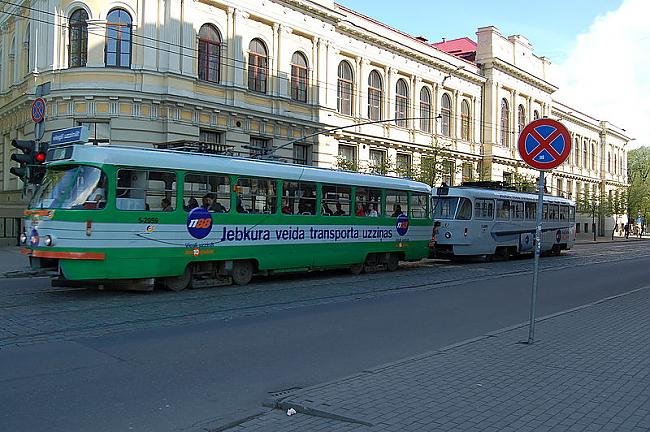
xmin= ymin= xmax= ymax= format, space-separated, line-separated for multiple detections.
xmin=433 ymin=186 xmax=575 ymax=205
xmin=54 ymin=144 xmax=432 ymax=193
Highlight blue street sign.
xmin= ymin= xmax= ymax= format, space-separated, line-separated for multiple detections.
xmin=518 ymin=119 xmax=571 ymax=170
xmin=51 ymin=127 xmax=89 ymax=146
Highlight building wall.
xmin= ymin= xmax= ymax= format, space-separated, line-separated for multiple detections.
xmin=0 ymin=0 xmax=631 ymax=239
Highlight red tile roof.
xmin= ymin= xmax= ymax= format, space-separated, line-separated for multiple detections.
xmin=432 ymin=37 xmax=477 ymax=62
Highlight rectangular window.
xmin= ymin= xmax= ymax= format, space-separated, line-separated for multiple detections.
xmin=183 ymin=173 xmax=230 ymax=213
xmin=461 ymin=163 xmax=473 ymax=183
xmin=116 ymin=169 xmax=176 ymax=212
xmin=442 ymin=161 xmax=455 ymax=186
xmin=293 ymin=144 xmax=310 ymax=165
xmin=77 ymin=121 xmax=110 ymax=145
xmin=410 ymin=192 xmax=429 ymax=219
xmin=474 ymin=199 xmax=494 ymax=220
xmin=576 ymin=223 xmax=580 ymax=233
xmin=569 ymin=207 xmax=576 ymax=222
xmin=551 ymin=204 xmax=560 ymax=220
xmin=525 ymin=202 xmax=536 ymax=220
xmin=433 ymin=197 xmax=458 ymax=220
xmin=584 ymin=223 xmax=589 ymax=233
xmin=496 ymin=199 xmax=510 ymax=220
xmin=369 ymin=149 xmax=387 ymax=175
xmin=560 ymin=205 xmax=569 ymax=221
xmin=543 ymin=204 xmax=549 ymax=221
xmin=385 ymin=190 xmax=408 ymax=217
xmin=200 ymin=129 xmax=222 ymax=144
xmin=511 ymin=201 xmax=524 ymax=220
xmin=249 ymin=137 xmax=270 ymax=157
xmin=338 ymin=144 xmax=356 ymax=164
xmin=322 ymin=184 xmax=351 ymax=216
xmin=282 ymin=181 xmax=316 ymax=215
xmin=455 ymin=197 xmax=472 ymax=220
xmin=396 ymin=153 xmax=411 ymax=178
xmin=235 ymin=177 xmax=276 ymax=214
xmin=503 ymin=172 xmax=513 ymax=186
xmin=355 ymin=187 xmax=381 ymax=217
xmin=556 ymin=179 xmax=563 ymax=197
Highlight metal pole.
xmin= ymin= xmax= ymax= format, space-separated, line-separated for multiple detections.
xmin=527 ymin=171 xmax=545 ymax=344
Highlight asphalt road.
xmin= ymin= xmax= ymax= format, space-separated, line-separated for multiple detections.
xmin=1 ymin=242 xmax=648 ymax=432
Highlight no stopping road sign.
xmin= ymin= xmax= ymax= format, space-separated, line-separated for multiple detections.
xmin=518 ymin=118 xmax=571 ymax=170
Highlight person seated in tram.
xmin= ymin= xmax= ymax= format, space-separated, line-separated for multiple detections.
xmin=83 ymin=188 xmax=106 ymax=210
xmin=161 ymin=197 xmax=174 ymax=212
xmin=355 ymin=202 xmax=366 ymax=216
xmin=391 ymin=204 xmax=404 ymax=218
xmin=333 ymin=202 xmax=345 ymax=216
xmin=322 ymin=202 xmax=334 ymax=216
xmin=236 ymin=195 xmax=248 ymax=213
xmin=281 ymin=199 xmax=293 ymax=215
xmin=367 ymin=203 xmax=379 ymax=217
xmin=184 ymin=197 xmax=199 ymax=211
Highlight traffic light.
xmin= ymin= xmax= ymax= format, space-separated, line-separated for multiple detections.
xmin=9 ymin=139 xmax=36 ymax=182
xmin=30 ymin=142 xmax=49 ymax=184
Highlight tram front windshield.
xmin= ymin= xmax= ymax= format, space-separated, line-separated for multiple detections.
xmin=30 ymin=165 xmax=107 ymax=210
xmin=432 ymin=197 xmax=459 ymax=219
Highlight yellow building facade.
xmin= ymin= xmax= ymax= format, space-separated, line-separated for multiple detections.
xmin=0 ymin=0 xmax=630 ymax=244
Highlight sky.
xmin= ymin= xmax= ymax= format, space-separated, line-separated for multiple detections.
xmin=338 ymin=0 xmax=648 ymax=149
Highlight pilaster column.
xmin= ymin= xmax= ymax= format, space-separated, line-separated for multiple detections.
xmin=225 ymin=8 xmax=235 ymax=85
xmin=357 ymin=58 xmax=369 ymax=118
xmin=511 ymin=89 xmax=518 ymax=147
xmin=311 ymin=37 xmax=320 ymax=105
xmin=232 ymin=9 xmax=249 ymax=88
xmin=453 ymin=89 xmax=460 ymax=138
xmin=432 ymin=82 xmax=439 ymax=135
xmin=411 ymin=76 xmax=420 ymax=131
xmin=85 ymin=20 xmax=106 ymax=68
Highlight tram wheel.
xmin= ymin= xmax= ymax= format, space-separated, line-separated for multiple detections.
xmin=386 ymin=253 xmax=400 ymax=272
xmin=232 ymin=260 xmax=254 ymax=285
xmin=163 ymin=266 xmax=192 ymax=292
xmin=349 ymin=263 xmax=364 ymax=275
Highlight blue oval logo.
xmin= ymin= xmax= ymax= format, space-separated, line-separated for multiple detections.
xmin=187 ymin=207 xmax=213 ymax=239
xmin=396 ymin=214 xmax=409 ymax=236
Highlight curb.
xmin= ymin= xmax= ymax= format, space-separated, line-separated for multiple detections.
xmin=575 ymin=237 xmax=647 ymax=245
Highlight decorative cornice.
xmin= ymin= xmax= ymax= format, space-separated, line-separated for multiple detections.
xmin=484 ymin=58 xmax=557 ymax=94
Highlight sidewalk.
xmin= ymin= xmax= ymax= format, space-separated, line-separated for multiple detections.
xmin=0 ymin=246 xmax=31 ymax=276
xmin=575 ymin=234 xmax=648 ymax=245
xmin=226 ymin=286 xmax=650 ymax=432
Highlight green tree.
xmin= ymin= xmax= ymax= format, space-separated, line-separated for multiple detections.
xmin=510 ymin=172 xmax=536 ymax=193
xmin=335 ymin=155 xmax=359 ymax=172
xmin=367 ymin=155 xmax=394 ymax=176
xmin=626 ymin=147 xmax=650 ymax=227
xmin=576 ymin=185 xmax=616 ymax=240
xmin=414 ymin=140 xmax=455 ymax=187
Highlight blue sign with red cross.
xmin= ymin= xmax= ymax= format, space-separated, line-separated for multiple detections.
xmin=31 ymin=97 xmax=46 ymax=123
xmin=518 ymin=118 xmax=571 ymax=170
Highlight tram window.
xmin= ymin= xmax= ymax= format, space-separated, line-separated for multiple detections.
xmin=474 ymin=199 xmax=494 ymax=220
xmin=355 ymin=187 xmax=381 ymax=217
xmin=183 ymin=173 xmax=230 ymax=213
xmin=455 ymin=198 xmax=472 ymax=220
xmin=496 ymin=200 xmax=510 ymax=220
xmin=235 ymin=177 xmax=276 ymax=214
xmin=322 ymin=184 xmax=351 ymax=216
xmin=549 ymin=204 xmax=559 ymax=220
xmin=512 ymin=201 xmax=524 ymax=220
xmin=525 ymin=202 xmax=536 ymax=220
xmin=116 ymin=169 xmax=176 ymax=211
xmin=283 ymin=181 xmax=316 ymax=215
xmin=410 ymin=192 xmax=430 ymax=219
xmin=385 ymin=190 xmax=408 ymax=217
xmin=560 ymin=206 xmax=569 ymax=221
xmin=543 ymin=204 xmax=549 ymax=221
xmin=569 ymin=206 xmax=576 ymax=222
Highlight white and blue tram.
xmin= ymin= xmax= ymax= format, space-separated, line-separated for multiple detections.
xmin=430 ymin=185 xmax=576 ymax=259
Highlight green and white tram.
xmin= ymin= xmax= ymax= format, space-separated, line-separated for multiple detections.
xmin=21 ymin=144 xmax=433 ymax=290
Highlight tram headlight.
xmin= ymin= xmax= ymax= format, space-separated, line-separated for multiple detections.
xmin=444 ymin=232 xmax=452 ymax=239
xmin=19 ymin=233 xmax=27 ymax=244
xmin=44 ymin=235 xmax=54 ymax=247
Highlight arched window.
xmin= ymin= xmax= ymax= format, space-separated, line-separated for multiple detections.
xmin=248 ymin=39 xmax=268 ymax=93
xmin=198 ymin=24 xmax=221 ymax=83
xmin=517 ymin=104 xmax=526 ymax=134
xmin=367 ymin=70 xmax=382 ymax=121
xmin=337 ymin=61 xmax=353 ymax=115
xmin=69 ymin=9 xmax=89 ymax=68
xmin=591 ymin=143 xmax=596 ymax=171
xmin=441 ymin=93 xmax=451 ymax=136
xmin=105 ymin=9 xmax=132 ymax=68
xmin=395 ymin=78 xmax=408 ymax=127
xmin=290 ymin=52 xmax=308 ymax=102
xmin=24 ymin=23 xmax=30 ymax=75
xmin=461 ymin=99 xmax=470 ymax=141
xmin=533 ymin=110 xmax=540 ymax=120
xmin=500 ymin=98 xmax=509 ymax=146
xmin=419 ymin=87 xmax=431 ymax=132
xmin=583 ymin=142 xmax=588 ymax=168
